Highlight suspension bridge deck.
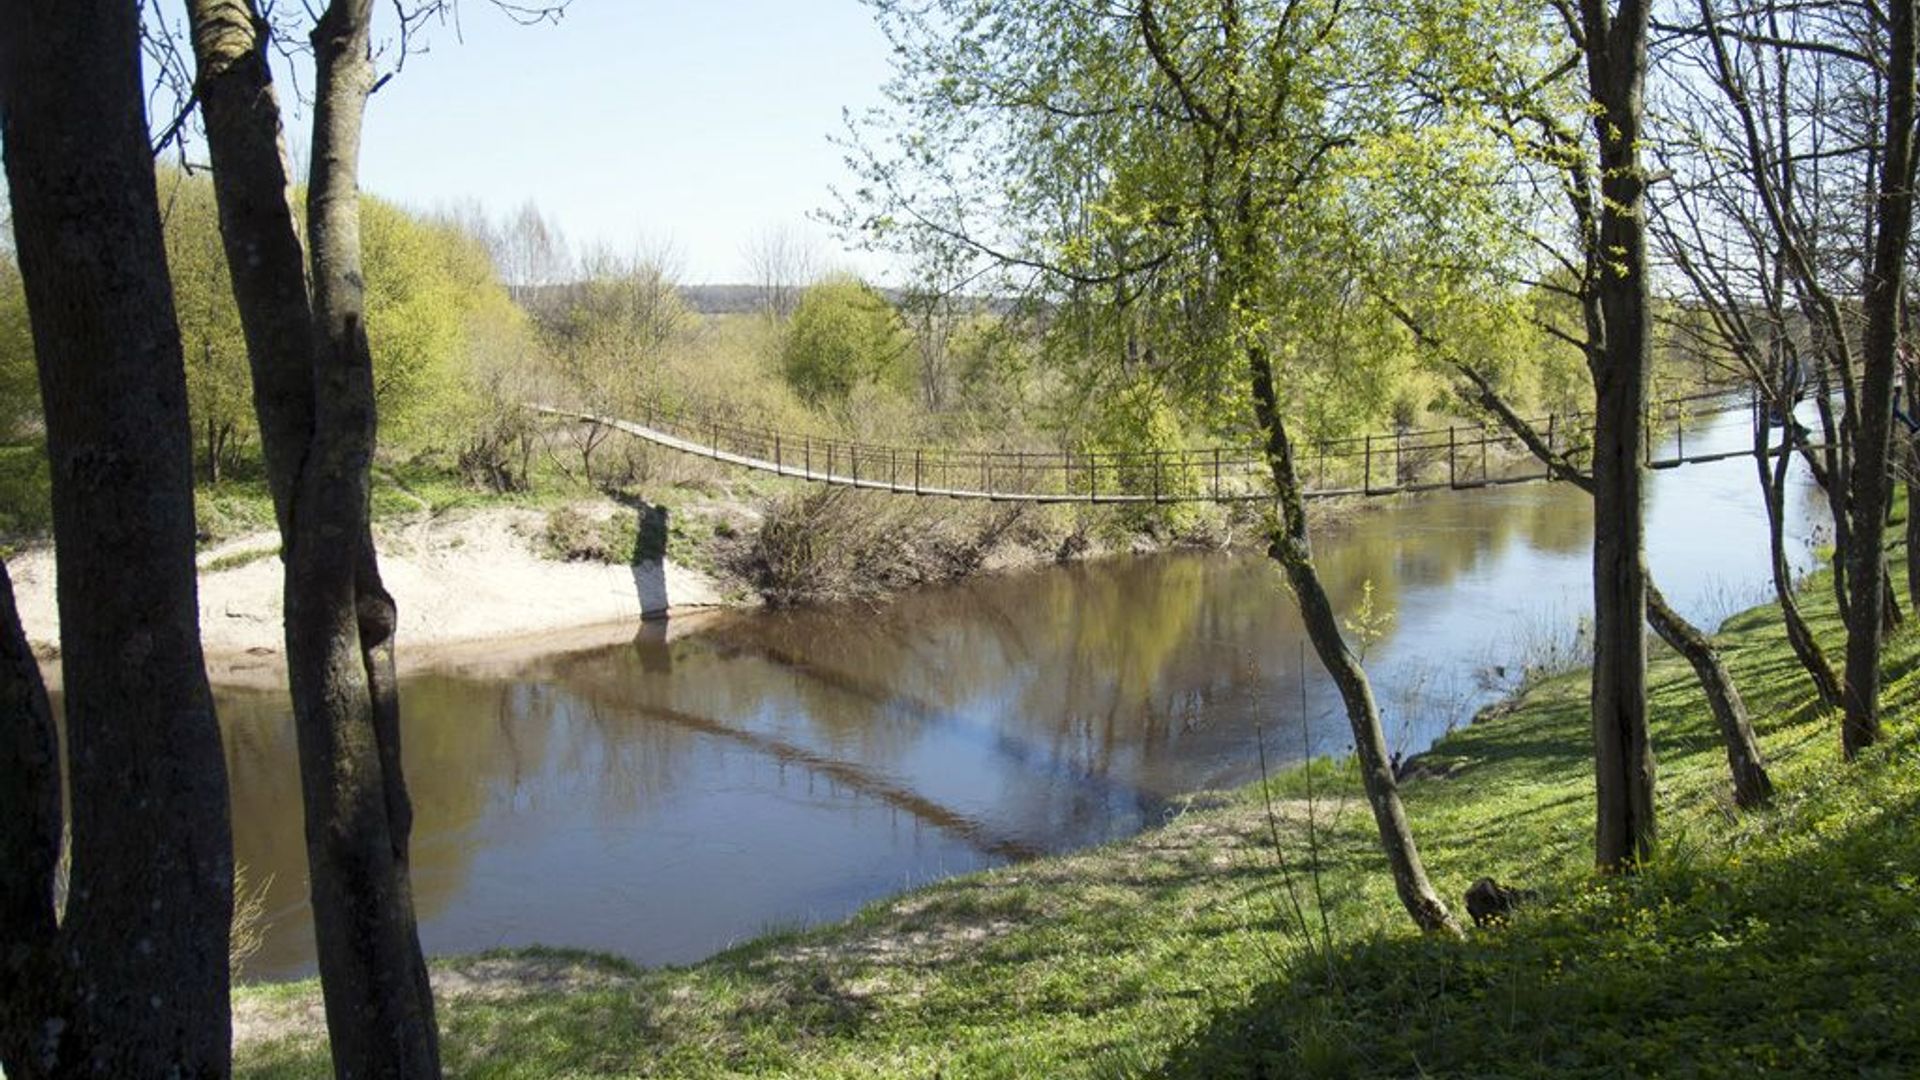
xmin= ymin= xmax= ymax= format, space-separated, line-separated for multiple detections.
xmin=533 ymin=390 xmax=1800 ymax=505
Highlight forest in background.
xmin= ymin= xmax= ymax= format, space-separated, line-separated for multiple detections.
xmin=0 ymin=165 xmax=1639 ymax=552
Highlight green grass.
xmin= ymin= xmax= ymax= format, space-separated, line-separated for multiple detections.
xmin=373 ymin=457 xmax=583 ymax=518
xmin=202 ymin=545 xmax=281 ymax=573
xmin=196 ymin=478 xmax=279 ymax=546
xmin=233 ymin=562 xmax=1920 ymax=1078
xmin=186 ymin=457 xmax=593 ymax=551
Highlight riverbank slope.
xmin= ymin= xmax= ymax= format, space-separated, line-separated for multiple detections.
xmin=230 ymin=560 xmax=1920 ymax=1078
xmin=7 ymin=505 xmax=732 ymax=685
xmin=12 ymin=486 xmax=1261 ymax=685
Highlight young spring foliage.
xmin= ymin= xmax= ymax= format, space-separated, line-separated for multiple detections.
xmin=4 ymin=169 xmax=525 ymax=485
xmin=844 ymin=0 xmax=1562 ymax=440
xmin=781 ymin=276 xmax=912 ymax=406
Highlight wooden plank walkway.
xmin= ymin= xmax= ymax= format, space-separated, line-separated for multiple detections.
xmin=532 ymin=389 xmax=1816 ymax=505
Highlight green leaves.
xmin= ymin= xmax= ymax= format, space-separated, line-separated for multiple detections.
xmin=148 ymin=170 xmax=521 ymax=477
xmin=847 ymin=0 xmax=1574 ymax=453
xmin=0 ymin=252 xmax=36 ymax=444
xmin=781 ymin=276 xmax=912 ymax=406
xmin=160 ymin=169 xmax=253 ymax=479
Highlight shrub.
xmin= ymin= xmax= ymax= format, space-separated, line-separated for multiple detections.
xmin=731 ymin=488 xmax=1024 ymax=606
xmin=543 ymin=505 xmax=641 ymax=564
xmin=780 ymin=277 xmax=910 ymax=405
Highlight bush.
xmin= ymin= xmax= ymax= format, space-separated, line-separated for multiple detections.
xmin=731 ymin=488 xmax=1025 ymax=606
xmin=1075 ymin=377 xmax=1207 ymax=539
xmin=781 ymin=277 xmax=910 ymax=405
xmin=542 ymin=504 xmax=658 ymax=565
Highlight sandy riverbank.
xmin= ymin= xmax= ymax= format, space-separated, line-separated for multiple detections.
xmin=10 ymin=506 xmax=735 ymax=687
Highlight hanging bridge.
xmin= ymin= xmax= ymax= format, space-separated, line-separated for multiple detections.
xmin=532 ymin=387 xmax=1799 ymax=505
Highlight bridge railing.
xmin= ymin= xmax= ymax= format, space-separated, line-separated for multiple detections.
xmin=539 ymin=385 xmax=1765 ymax=503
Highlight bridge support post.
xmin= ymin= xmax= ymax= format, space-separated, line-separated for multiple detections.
xmin=1448 ymin=426 xmax=1456 ymax=487
xmin=1364 ymin=435 xmax=1373 ymax=494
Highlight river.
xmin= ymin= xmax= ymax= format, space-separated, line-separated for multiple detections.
xmin=222 ymin=405 xmax=1826 ymax=979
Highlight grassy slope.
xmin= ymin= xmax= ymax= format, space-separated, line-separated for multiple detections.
xmin=234 ymin=561 xmax=1920 ymax=1079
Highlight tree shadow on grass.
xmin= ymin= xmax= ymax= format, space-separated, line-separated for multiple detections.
xmin=1411 ymin=690 xmax=1594 ymax=787
xmin=1160 ymin=734 xmax=1920 ymax=1079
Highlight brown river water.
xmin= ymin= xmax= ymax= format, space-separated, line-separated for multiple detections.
xmin=213 ymin=408 xmax=1824 ymax=980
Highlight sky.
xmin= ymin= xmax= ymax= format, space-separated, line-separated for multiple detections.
xmin=248 ymin=1 xmax=900 ymax=284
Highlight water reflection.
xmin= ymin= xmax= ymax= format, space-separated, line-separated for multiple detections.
xmin=225 ymin=407 xmax=1823 ymax=979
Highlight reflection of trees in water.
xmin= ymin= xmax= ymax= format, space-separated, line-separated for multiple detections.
xmin=1310 ymin=486 xmax=1593 ymax=608
xmin=692 ymin=568 xmax=1205 ymax=780
xmin=216 ymin=484 xmax=1620 ymax=978
xmin=1514 ymin=489 xmax=1599 ymax=554
xmin=218 ymin=687 xmax=315 ymax=978
xmin=583 ymin=693 xmax=1041 ymax=860
xmin=526 ymin=689 xmax=694 ymax=825
xmin=686 ymin=557 xmax=1288 ymax=798
xmin=221 ymin=671 xmax=702 ymax=978
xmin=534 ymin=640 xmax=1100 ymax=856
xmin=538 ymin=622 xmax=1158 ymax=853
xmin=222 ymin=677 xmax=512 ymax=977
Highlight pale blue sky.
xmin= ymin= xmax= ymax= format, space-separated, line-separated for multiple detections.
xmin=269 ymin=2 xmax=898 ymax=283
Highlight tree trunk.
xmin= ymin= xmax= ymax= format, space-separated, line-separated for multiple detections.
xmin=1247 ymin=341 xmax=1459 ymax=936
xmin=1581 ymin=0 xmax=1657 ymax=870
xmin=304 ymin=0 xmax=441 ymax=1048
xmin=207 ymin=415 xmax=225 ymax=485
xmin=1905 ymin=365 xmax=1920 ymax=618
xmin=1384 ymin=318 xmax=1774 ymax=816
xmin=1808 ymin=363 xmax=1854 ymax=627
xmin=1757 ymin=417 xmax=1844 ymax=709
xmin=1842 ymin=0 xmax=1918 ymax=759
xmin=189 ymin=1 xmax=441 ymax=1074
xmin=0 ymin=2 xmax=234 ymax=1072
xmin=0 ymin=560 xmax=60 ymax=1077
xmin=1908 ymin=434 xmax=1920 ymax=619
xmin=187 ymin=0 xmax=316 ymax=524
xmin=1645 ymin=585 xmax=1772 ymax=807
xmin=1418 ymin=345 xmax=1775 ymax=814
